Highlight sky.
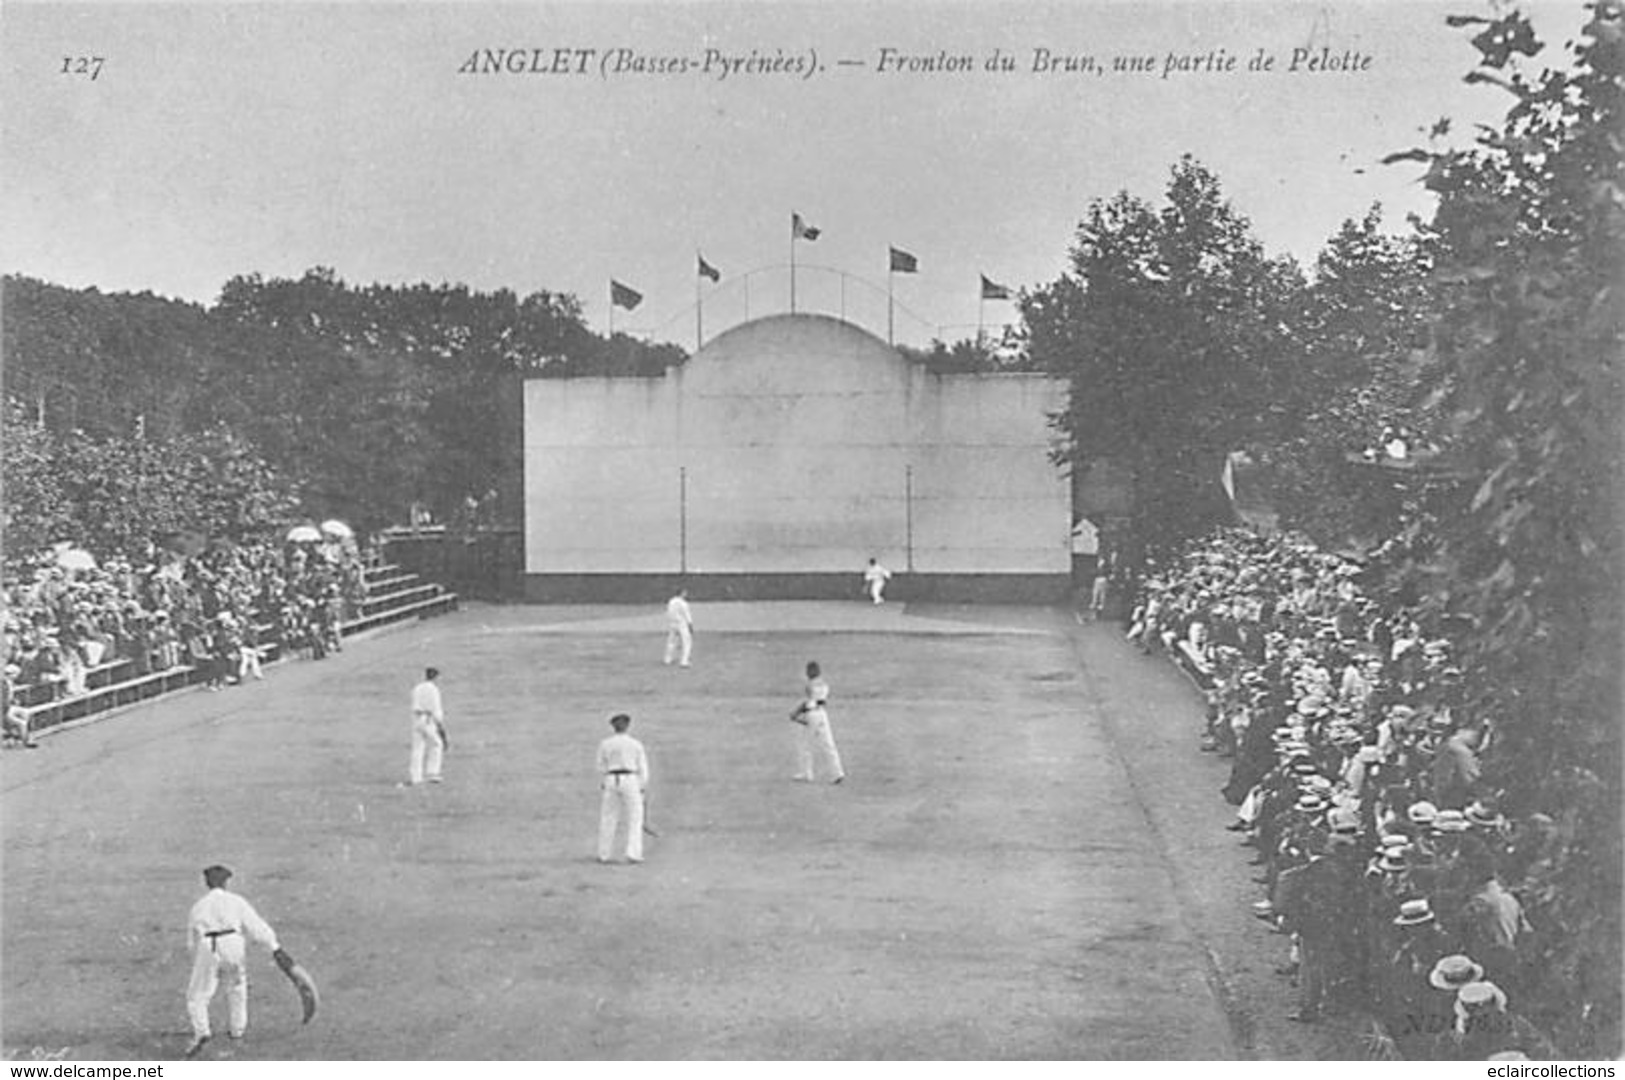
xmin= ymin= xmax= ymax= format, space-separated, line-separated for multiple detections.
xmin=0 ymin=0 xmax=1589 ymax=350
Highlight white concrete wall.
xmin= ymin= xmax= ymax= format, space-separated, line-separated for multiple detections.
xmin=523 ymin=314 xmax=1068 ymax=575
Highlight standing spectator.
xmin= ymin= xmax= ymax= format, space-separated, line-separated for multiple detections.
xmin=1277 ymin=830 xmax=1363 ymax=1022
xmin=1090 ymin=554 xmax=1112 ymax=621
xmin=1432 ymin=980 xmax=1556 ymax=1061
xmin=237 ymin=618 xmax=265 ymax=682
xmin=156 ymin=613 xmax=182 ymax=670
xmin=1458 ymin=856 xmax=1531 ymax=994
xmin=1383 ymin=899 xmax=1453 ymax=1052
xmin=322 ymin=586 xmax=344 ymax=653
xmin=1433 ymin=723 xmax=1484 ymax=809
xmin=57 ymin=627 xmax=88 ymax=696
xmin=3 ymin=670 xmax=38 ymax=748
xmin=126 ymin=607 xmax=154 ymax=676
xmin=185 ymin=620 xmax=220 ymax=690
xmin=215 ymin=613 xmax=243 ymax=686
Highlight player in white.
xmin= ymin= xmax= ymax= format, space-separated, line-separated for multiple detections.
xmin=663 ymin=588 xmax=693 ymax=667
xmin=863 ymin=558 xmax=892 ymax=605
xmin=407 ymin=666 xmax=445 ymax=785
xmin=791 ymin=661 xmax=845 ymax=784
xmin=596 ymin=713 xmax=650 ymax=863
xmin=184 ymin=864 xmax=282 ymax=1057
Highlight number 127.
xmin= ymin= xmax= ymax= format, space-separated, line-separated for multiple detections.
xmin=61 ymin=56 xmax=105 ymax=80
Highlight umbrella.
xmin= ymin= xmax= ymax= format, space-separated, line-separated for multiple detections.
xmin=56 ymin=548 xmax=97 ymax=572
xmin=320 ymin=519 xmax=354 ymax=539
xmin=286 ymin=525 xmax=323 ymax=543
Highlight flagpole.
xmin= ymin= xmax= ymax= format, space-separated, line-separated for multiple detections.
xmin=609 ymin=282 xmax=615 ymax=337
xmin=978 ymin=295 xmax=985 ymax=349
xmin=695 ymin=254 xmax=702 ymax=353
xmin=790 ymin=220 xmax=797 ymax=315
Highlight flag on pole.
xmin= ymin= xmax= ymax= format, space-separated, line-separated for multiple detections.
xmin=980 ymin=274 xmax=1012 ymax=301
xmin=889 ymin=246 xmax=918 ymax=274
xmin=610 ymin=280 xmax=643 ymax=310
xmin=697 ymin=255 xmax=721 ymax=282
xmin=791 ymin=212 xmax=821 ymax=241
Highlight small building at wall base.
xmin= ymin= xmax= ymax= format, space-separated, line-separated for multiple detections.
xmin=521 ymin=313 xmax=1072 ymax=602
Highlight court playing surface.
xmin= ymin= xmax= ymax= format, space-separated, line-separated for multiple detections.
xmin=1 ymin=602 xmax=1237 ymax=1060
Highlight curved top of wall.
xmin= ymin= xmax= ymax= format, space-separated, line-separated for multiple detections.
xmin=704 ymin=311 xmax=890 ymax=353
xmin=683 ymin=313 xmax=910 ymax=394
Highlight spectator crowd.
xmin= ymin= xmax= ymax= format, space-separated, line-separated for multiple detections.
xmin=3 ymin=536 xmax=368 ymax=746
xmin=1122 ymin=527 xmax=1566 ymax=1061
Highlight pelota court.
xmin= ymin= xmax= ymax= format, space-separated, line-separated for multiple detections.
xmin=2 ymin=601 xmax=1303 ymax=1060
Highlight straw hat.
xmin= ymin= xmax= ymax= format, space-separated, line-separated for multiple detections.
xmin=1429 ymin=954 xmax=1484 ymax=991
xmin=1432 ymin=809 xmax=1471 ymax=834
xmin=1394 ymin=898 xmax=1435 ymax=926
xmin=1406 ymin=801 xmax=1439 ymax=826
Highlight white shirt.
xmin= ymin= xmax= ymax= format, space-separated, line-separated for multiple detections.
xmin=804 ymin=677 xmax=830 ymax=713
xmin=666 ymin=595 xmax=692 ymax=628
xmin=597 ymin=732 xmax=649 ymax=787
xmin=864 ymin=563 xmax=891 ymax=584
xmin=188 ymin=888 xmax=279 ymax=953
xmin=411 ymin=679 xmax=443 ymax=720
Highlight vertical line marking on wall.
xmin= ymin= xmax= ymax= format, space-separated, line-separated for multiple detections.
xmin=905 ymin=464 xmax=914 ymax=572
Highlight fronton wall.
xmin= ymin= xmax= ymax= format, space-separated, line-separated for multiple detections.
xmin=522 ymin=315 xmax=1069 ymax=598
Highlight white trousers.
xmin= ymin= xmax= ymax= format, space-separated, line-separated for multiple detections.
xmin=409 ymin=714 xmax=444 ymax=783
xmin=187 ymin=934 xmax=248 ymax=1038
xmin=867 ymin=579 xmax=886 ymax=604
xmin=663 ymin=624 xmax=692 ymax=666
xmin=795 ymin=710 xmax=844 ymax=782
xmin=598 ymin=776 xmax=644 ymax=861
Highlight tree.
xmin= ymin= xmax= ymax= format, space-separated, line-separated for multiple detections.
xmin=0 ymin=276 xmax=219 ymax=440
xmin=0 ymin=399 xmax=74 ymax=553
xmin=1381 ymin=1 xmax=1623 ymax=1055
xmin=1258 ymin=206 xmax=1441 ymax=545
xmin=1025 ymin=156 xmax=1304 ymax=564
xmin=214 ymin=268 xmax=686 ymax=525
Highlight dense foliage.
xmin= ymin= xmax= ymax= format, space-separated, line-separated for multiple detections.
xmin=1375 ymin=1 xmax=1623 ymax=1055
xmin=2 ymin=268 xmax=689 ymax=537
xmin=2 ymin=398 xmax=300 ymax=556
xmin=1258 ymin=209 xmax=1443 ymax=546
xmin=1023 ymin=157 xmax=1307 ymax=561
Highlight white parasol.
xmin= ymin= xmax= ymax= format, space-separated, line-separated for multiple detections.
xmin=286 ymin=525 xmax=323 ymax=543
xmin=55 ymin=548 xmax=97 ymax=572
